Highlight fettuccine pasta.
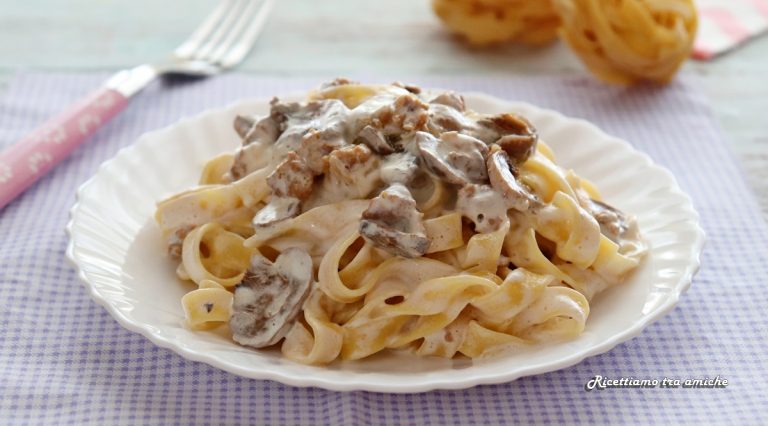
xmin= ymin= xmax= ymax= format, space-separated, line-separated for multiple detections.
xmin=155 ymin=80 xmax=646 ymax=364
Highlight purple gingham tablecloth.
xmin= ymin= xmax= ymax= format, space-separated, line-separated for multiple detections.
xmin=1 ymin=73 xmax=767 ymax=425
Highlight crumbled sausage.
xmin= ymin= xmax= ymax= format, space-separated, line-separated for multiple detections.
xmin=322 ymin=144 xmax=381 ymax=200
xmin=267 ymin=152 xmax=314 ymax=200
xmin=297 ymin=128 xmax=348 ymax=175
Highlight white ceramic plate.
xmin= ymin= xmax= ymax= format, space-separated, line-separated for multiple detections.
xmin=66 ymin=92 xmax=704 ymax=393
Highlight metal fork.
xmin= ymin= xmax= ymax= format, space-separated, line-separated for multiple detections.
xmin=0 ymin=0 xmax=274 ymax=210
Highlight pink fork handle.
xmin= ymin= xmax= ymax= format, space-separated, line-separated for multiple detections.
xmin=0 ymin=86 xmax=129 ymax=210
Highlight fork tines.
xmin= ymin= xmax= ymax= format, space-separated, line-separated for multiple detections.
xmin=174 ymin=0 xmax=274 ymax=68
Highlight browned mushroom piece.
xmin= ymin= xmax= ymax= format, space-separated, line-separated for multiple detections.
xmin=416 ymin=131 xmax=489 ymax=185
xmin=588 ymin=199 xmax=630 ymax=243
xmin=252 ymin=197 xmax=301 ymax=230
xmin=486 ymin=146 xmax=540 ymax=212
xmin=355 ymin=125 xmax=395 ymax=155
xmin=477 ymin=113 xmax=538 ymax=164
xmin=230 ymin=248 xmax=313 ymax=348
xmin=456 ymin=184 xmax=510 ymax=233
xmin=429 ymin=91 xmax=466 ymax=112
xmin=359 ymin=183 xmax=430 ymax=258
xmin=267 ymin=152 xmax=314 ymax=200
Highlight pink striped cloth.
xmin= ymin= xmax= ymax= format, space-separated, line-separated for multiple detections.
xmin=694 ymin=0 xmax=768 ymax=59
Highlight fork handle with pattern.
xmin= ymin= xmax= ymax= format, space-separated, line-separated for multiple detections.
xmin=0 ymin=85 xmax=131 ymax=209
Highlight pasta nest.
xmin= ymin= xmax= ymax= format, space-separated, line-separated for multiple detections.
xmin=553 ymin=0 xmax=698 ymax=84
xmin=431 ymin=0 xmax=561 ymax=45
xmin=432 ymin=0 xmax=698 ymax=85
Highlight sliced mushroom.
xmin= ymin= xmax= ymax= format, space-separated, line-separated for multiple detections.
xmin=425 ymin=103 xmax=476 ymax=136
xmin=588 ymin=199 xmax=630 ymax=243
xmin=270 ymin=99 xmax=350 ymax=164
xmin=252 ymin=197 xmax=300 ymax=230
xmin=355 ymin=125 xmax=395 ymax=155
xmin=230 ymin=248 xmax=313 ymax=348
xmin=234 ymin=115 xmax=256 ymax=139
xmin=477 ymin=113 xmax=538 ymax=163
xmin=430 ymin=91 xmax=466 ymax=112
xmin=267 ymin=152 xmax=314 ymax=200
xmin=321 ymin=77 xmax=357 ymax=88
xmin=392 ymin=81 xmax=422 ymax=94
xmin=242 ymin=115 xmax=280 ymax=145
xmin=456 ymin=184 xmax=509 ymax=233
xmin=359 ymin=183 xmax=430 ymax=258
xmin=487 ymin=146 xmax=540 ymax=212
xmin=417 ymin=131 xmax=489 ymax=185
xmin=379 ymin=151 xmax=419 ymax=185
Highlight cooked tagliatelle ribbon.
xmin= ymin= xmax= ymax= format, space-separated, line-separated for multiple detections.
xmin=155 ymin=80 xmax=647 ymax=365
xmin=181 ymin=223 xmax=252 ymax=287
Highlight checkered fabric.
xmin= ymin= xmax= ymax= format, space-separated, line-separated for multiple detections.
xmin=1 ymin=74 xmax=766 ymax=425
xmin=694 ymin=0 xmax=768 ymax=60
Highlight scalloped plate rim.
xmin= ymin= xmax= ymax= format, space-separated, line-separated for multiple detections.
xmin=66 ymin=91 xmax=705 ymax=393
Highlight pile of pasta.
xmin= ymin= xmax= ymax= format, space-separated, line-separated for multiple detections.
xmin=157 ymin=82 xmax=646 ymax=365
xmin=432 ymin=0 xmax=698 ymax=84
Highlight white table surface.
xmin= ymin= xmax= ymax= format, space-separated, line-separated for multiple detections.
xmin=0 ymin=0 xmax=766 ymax=217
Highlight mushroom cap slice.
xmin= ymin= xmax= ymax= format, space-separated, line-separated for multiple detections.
xmin=252 ymin=197 xmax=300 ymax=230
xmin=416 ymin=131 xmax=489 ymax=185
xmin=589 ymin=199 xmax=630 ymax=243
xmin=356 ymin=125 xmax=395 ymax=155
xmin=380 ymin=152 xmax=419 ymax=185
xmin=487 ymin=147 xmax=540 ymax=212
xmin=234 ymin=115 xmax=256 ymax=139
xmin=230 ymin=248 xmax=313 ymax=348
xmin=429 ymin=91 xmax=466 ymax=112
xmin=359 ymin=183 xmax=430 ymax=258
xmin=479 ymin=113 xmax=538 ymax=164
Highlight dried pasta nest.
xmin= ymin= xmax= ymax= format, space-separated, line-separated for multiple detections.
xmin=432 ymin=0 xmax=698 ymax=85
xmin=432 ymin=0 xmax=561 ymax=45
xmin=553 ymin=0 xmax=698 ymax=84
